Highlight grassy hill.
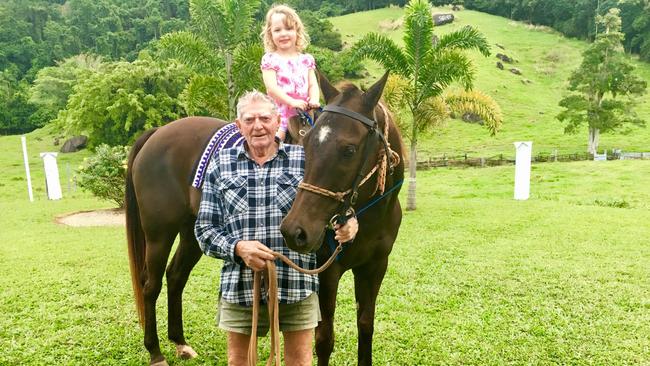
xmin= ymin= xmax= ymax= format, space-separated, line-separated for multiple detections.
xmin=330 ymin=6 xmax=650 ymax=158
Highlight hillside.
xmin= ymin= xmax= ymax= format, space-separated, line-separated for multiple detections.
xmin=330 ymin=6 xmax=650 ymax=157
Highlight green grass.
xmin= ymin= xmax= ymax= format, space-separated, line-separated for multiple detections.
xmin=330 ymin=7 xmax=650 ymax=157
xmin=1 ymin=128 xmax=649 ymax=364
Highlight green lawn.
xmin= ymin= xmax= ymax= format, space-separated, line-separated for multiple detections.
xmin=2 ymin=129 xmax=649 ymax=364
xmin=331 ymin=7 xmax=650 ymax=157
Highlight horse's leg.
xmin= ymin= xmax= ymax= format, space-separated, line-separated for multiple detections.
xmin=166 ymin=221 xmax=202 ymax=359
xmin=142 ymin=230 xmax=177 ymax=366
xmin=316 ymin=266 xmax=343 ymax=366
xmin=353 ymin=257 xmax=389 ymax=366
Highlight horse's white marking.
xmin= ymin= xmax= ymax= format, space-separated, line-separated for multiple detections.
xmin=317 ymin=126 xmax=331 ymax=144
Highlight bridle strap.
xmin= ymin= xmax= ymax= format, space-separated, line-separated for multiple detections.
xmin=322 ymin=105 xmax=376 ymax=128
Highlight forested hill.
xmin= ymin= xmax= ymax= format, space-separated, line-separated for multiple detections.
xmin=0 ymin=0 xmax=189 ymax=133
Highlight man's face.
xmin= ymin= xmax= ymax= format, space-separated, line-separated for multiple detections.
xmin=236 ymin=100 xmax=280 ymax=152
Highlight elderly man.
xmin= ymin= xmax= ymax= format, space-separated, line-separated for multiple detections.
xmin=195 ymin=90 xmax=357 ymax=366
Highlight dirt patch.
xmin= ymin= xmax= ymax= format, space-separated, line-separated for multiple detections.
xmin=56 ymin=208 xmax=125 ymax=227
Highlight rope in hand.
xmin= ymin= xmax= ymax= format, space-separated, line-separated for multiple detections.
xmin=247 ymin=242 xmax=344 ymax=366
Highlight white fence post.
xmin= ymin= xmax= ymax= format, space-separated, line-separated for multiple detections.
xmin=21 ymin=136 xmax=34 ymax=202
xmin=40 ymin=152 xmax=63 ymax=200
xmin=514 ymin=141 xmax=532 ymax=200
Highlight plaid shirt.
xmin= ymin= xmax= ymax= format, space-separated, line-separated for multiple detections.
xmin=194 ymin=142 xmax=317 ymax=306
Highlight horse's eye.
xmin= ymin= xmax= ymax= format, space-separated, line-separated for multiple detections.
xmin=342 ymin=145 xmax=356 ymax=158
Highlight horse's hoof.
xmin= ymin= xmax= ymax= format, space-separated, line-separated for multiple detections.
xmin=150 ymin=360 xmax=169 ymax=366
xmin=176 ymin=344 xmax=198 ymax=359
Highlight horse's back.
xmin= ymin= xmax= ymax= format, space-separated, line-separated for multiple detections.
xmin=132 ymin=117 xmax=229 ymax=226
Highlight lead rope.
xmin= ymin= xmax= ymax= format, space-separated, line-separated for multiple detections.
xmin=248 ymin=242 xmax=344 ymax=366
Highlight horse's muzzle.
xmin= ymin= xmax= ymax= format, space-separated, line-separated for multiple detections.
xmin=280 ymin=219 xmax=325 ymax=254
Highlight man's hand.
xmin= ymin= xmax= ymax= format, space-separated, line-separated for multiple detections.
xmin=234 ymin=240 xmax=276 ymax=271
xmin=334 ymin=217 xmax=359 ymax=244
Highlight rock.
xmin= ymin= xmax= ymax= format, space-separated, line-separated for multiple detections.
xmin=60 ymin=135 xmax=88 ymax=153
xmin=496 ymin=61 xmax=504 ymax=70
xmin=496 ymin=53 xmax=514 ymax=63
xmin=452 ymin=5 xmax=461 ymax=11
xmin=432 ymin=13 xmax=454 ymax=26
xmin=462 ymin=112 xmax=484 ymax=125
xmin=510 ymin=67 xmax=522 ymax=75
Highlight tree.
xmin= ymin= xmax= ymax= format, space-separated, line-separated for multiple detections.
xmin=158 ymin=0 xmax=263 ymax=120
xmin=556 ymin=8 xmax=647 ymax=155
xmin=55 ymin=57 xmax=191 ymax=147
xmin=29 ymin=54 xmax=103 ymax=124
xmin=353 ymin=0 xmax=500 ymax=210
xmin=300 ymin=10 xmax=343 ymax=51
xmin=619 ymin=0 xmax=650 ymax=61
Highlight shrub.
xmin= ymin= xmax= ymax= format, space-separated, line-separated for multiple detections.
xmin=77 ymin=144 xmax=129 ymax=208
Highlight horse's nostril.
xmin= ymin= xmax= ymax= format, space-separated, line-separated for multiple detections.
xmin=295 ymin=228 xmax=307 ymax=247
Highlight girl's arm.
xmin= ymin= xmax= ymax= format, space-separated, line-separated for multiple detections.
xmin=307 ymin=69 xmax=320 ymax=108
xmin=262 ymin=69 xmax=307 ymax=110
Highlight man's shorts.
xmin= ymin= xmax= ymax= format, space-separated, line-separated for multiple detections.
xmin=216 ymin=292 xmax=321 ymax=336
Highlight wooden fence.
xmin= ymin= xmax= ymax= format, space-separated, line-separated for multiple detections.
xmin=415 ymin=150 xmax=649 ymax=170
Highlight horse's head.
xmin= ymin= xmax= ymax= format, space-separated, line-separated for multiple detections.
xmin=280 ymin=72 xmax=390 ymax=253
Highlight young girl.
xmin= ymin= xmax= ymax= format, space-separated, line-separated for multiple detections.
xmin=261 ymin=4 xmax=320 ymax=141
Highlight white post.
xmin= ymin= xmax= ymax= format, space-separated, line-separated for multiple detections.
xmin=40 ymin=152 xmax=63 ymax=200
xmin=21 ymin=136 xmax=34 ymax=202
xmin=514 ymin=141 xmax=532 ymax=200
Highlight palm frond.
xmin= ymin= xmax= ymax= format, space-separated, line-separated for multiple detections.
xmin=434 ymin=26 xmax=491 ymax=57
xmin=190 ymin=0 xmax=260 ymax=51
xmin=382 ymin=74 xmax=414 ymax=132
xmin=159 ymin=31 xmax=224 ymax=74
xmin=413 ymin=96 xmax=449 ymax=133
xmin=419 ymin=51 xmax=475 ymax=100
xmin=353 ymin=33 xmax=410 ymax=78
xmin=224 ymin=0 xmax=261 ymax=46
xmin=181 ymin=75 xmax=229 ymax=118
xmin=445 ymin=89 xmax=502 ymax=135
xmin=232 ymin=42 xmax=265 ymax=98
xmin=403 ymin=0 xmax=434 ymax=78
xmin=190 ymin=0 xmax=229 ymax=50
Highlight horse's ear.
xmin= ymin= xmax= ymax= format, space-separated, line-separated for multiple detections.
xmin=317 ymin=68 xmax=339 ymax=103
xmin=362 ymin=72 xmax=389 ymax=111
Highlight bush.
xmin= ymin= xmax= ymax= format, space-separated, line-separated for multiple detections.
xmin=77 ymin=144 xmax=129 ymax=208
xmin=308 ymin=46 xmax=366 ymax=82
xmin=56 ymin=58 xmax=190 ymax=147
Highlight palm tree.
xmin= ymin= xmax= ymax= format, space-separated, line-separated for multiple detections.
xmin=353 ymin=0 xmax=502 ymax=210
xmin=158 ymin=0 xmax=263 ymax=120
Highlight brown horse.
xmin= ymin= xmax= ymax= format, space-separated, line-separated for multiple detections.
xmin=126 ymin=115 xmax=311 ymax=365
xmin=280 ymin=73 xmax=405 ymax=365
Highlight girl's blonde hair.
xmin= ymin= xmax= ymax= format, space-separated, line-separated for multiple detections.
xmin=261 ymin=4 xmax=309 ymax=53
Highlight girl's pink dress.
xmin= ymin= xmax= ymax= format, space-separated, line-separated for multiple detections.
xmin=261 ymin=52 xmax=316 ymax=132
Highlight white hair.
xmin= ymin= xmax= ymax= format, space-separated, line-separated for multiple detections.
xmin=236 ymin=90 xmax=278 ymax=119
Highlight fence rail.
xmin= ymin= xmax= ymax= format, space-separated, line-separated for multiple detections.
xmin=414 ymin=150 xmax=650 ymax=170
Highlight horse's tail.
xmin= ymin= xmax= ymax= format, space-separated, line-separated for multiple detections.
xmin=125 ymin=128 xmax=158 ymax=328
